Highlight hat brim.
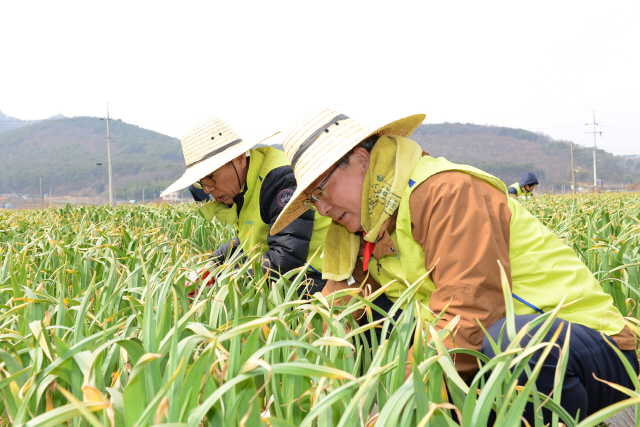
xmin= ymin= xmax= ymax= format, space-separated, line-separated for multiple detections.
xmin=270 ymin=114 xmax=426 ymax=235
xmin=160 ymin=132 xmax=280 ymax=197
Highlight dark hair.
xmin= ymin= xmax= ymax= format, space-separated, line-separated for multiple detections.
xmin=334 ymin=134 xmax=379 ymax=168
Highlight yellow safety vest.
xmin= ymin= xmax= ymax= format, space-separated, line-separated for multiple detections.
xmin=369 ymin=156 xmax=625 ymax=336
xmin=200 ymin=147 xmax=329 ymax=273
xmin=509 ymin=182 xmax=533 ymax=199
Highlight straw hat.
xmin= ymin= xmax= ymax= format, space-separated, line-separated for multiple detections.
xmin=160 ymin=118 xmax=269 ymax=197
xmin=270 ymin=109 xmax=426 ymax=235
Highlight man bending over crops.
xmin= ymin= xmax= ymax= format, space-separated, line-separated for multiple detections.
xmin=270 ymin=109 xmax=638 ymax=424
xmin=161 ymin=117 xmax=331 ymax=295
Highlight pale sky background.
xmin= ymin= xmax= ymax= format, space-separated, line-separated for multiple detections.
xmin=1 ymin=1 xmax=639 ymax=156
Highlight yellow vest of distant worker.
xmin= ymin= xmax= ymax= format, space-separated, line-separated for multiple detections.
xmin=509 ymin=182 xmax=533 ymax=198
xmin=201 ymin=146 xmax=328 ymax=274
xmin=369 ymin=156 xmax=625 ymax=336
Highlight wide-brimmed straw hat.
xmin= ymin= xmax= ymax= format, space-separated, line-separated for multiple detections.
xmin=161 ymin=118 xmax=273 ymax=197
xmin=270 ymin=109 xmax=426 ymax=235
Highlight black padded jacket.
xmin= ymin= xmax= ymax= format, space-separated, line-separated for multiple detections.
xmin=211 ymin=165 xmax=315 ymax=275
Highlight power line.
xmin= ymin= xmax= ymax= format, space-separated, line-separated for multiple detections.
xmin=0 ymin=117 xmax=102 ymax=123
xmin=601 ymin=125 xmax=640 ymax=132
xmin=603 ymin=134 xmax=640 ymax=138
xmin=605 ymin=150 xmax=640 ymax=156
xmin=534 ymin=124 xmax=585 ymax=130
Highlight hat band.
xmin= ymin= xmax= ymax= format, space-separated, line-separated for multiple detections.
xmin=186 ymin=138 xmax=243 ymax=168
xmin=290 ymin=114 xmax=350 ymax=169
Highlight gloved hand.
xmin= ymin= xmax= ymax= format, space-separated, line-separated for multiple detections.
xmin=186 ymin=261 xmax=216 ymax=297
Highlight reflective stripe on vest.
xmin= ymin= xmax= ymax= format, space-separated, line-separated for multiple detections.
xmin=368 ymin=156 xmax=625 ymax=336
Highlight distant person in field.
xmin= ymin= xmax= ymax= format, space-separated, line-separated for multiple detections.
xmin=508 ymin=172 xmax=538 ymax=198
xmin=271 ymin=109 xmax=638 ymax=424
xmin=161 ymin=118 xmax=330 ymax=296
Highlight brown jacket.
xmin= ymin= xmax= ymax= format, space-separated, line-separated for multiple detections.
xmin=325 ymin=170 xmax=635 ymax=379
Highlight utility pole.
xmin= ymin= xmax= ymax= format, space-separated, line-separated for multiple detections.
xmin=106 ymin=104 xmax=114 ymax=205
xmin=49 ymin=187 xmax=52 ymax=207
xmin=585 ymin=111 xmax=603 ymax=189
xmin=571 ymin=142 xmax=576 ymax=194
xmin=142 ymin=188 xmax=145 ymax=204
xmin=40 ymin=178 xmax=43 ymax=208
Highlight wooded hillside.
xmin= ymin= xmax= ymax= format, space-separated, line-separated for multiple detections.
xmin=411 ymin=123 xmax=640 ymax=190
xmin=0 ymin=116 xmax=184 ymax=199
xmin=1 ymin=114 xmax=638 ymax=200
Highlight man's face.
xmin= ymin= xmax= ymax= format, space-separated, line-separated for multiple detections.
xmin=524 ymin=184 xmax=536 ymax=192
xmin=305 ymin=148 xmax=369 ymax=233
xmin=200 ymin=160 xmax=243 ymax=205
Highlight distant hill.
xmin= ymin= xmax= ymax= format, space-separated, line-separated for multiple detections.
xmin=0 ymin=109 xmax=66 ymax=133
xmin=0 ymin=116 xmax=185 ymax=200
xmin=411 ymin=123 xmax=640 ymax=190
xmin=1 ymin=113 xmax=638 ymax=200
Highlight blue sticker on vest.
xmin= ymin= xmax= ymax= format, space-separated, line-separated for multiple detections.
xmin=278 ymin=189 xmax=294 ymax=207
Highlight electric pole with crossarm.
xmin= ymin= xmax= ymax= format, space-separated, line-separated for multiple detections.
xmin=100 ymin=104 xmax=121 ymax=205
xmin=585 ymin=111 xmax=603 ymax=189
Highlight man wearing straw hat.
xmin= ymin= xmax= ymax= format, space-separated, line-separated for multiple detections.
xmin=161 ymin=117 xmax=331 ymax=294
xmin=271 ymin=109 xmax=638 ymax=423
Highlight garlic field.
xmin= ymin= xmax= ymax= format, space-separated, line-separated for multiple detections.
xmin=1 ymin=194 xmax=639 ymax=427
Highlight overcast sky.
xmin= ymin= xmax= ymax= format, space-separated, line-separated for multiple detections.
xmin=1 ymin=1 xmax=639 ymax=156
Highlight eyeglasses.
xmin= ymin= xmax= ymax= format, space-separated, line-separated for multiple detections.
xmin=303 ymin=166 xmax=338 ymax=209
xmin=193 ymin=170 xmax=218 ymax=190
